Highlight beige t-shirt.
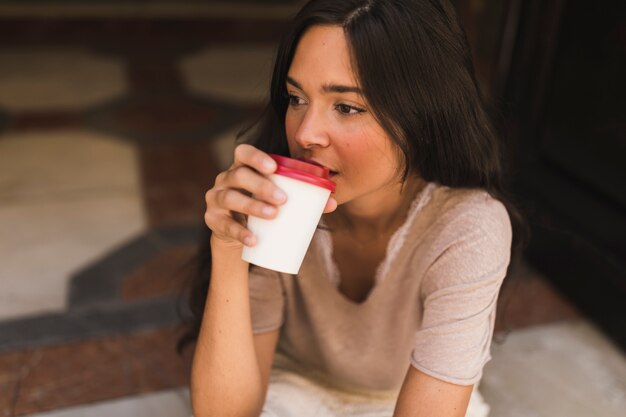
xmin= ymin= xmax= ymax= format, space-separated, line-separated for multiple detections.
xmin=249 ymin=183 xmax=512 ymax=392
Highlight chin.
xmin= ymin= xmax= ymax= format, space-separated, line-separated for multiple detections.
xmin=330 ymin=189 xmax=350 ymax=207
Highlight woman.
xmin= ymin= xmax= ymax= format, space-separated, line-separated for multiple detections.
xmin=184 ymin=1 xmax=525 ymax=416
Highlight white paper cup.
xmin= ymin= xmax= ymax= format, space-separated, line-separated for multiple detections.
xmin=242 ymin=155 xmax=335 ymax=274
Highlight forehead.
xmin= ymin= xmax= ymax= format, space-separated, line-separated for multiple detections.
xmin=289 ymin=25 xmax=359 ymax=85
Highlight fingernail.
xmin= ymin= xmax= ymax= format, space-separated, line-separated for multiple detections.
xmin=262 ymin=206 xmax=276 ymax=216
xmin=263 ymin=159 xmax=276 ymax=171
xmin=273 ymin=189 xmax=287 ymax=202
xmin=244 ymin=236 xmax=255 ymax=246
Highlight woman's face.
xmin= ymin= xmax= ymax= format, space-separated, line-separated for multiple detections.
xmin=284 ymin=25 xmax=403 ymax=206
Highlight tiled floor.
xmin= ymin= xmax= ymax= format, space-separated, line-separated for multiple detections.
xmin=25 ymin=388 xmax=191 ymax=417
xmin=0 ymin=49 xmax=127 ymax=112
xmin=0 ymin=129 xmax=146 ymax=320
xmin=19 ymin=321 xmax=626 ymax=417
xmin=0 ymin=2 xmax=624 ymax=417
xmin=180 ymin=44 xmax=276 ymax=105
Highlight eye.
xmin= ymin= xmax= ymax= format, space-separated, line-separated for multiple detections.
xmin=335 ymin=103 xmax=366 ymax=115
xmin=288 ymin=94 xmax=306 ymax=107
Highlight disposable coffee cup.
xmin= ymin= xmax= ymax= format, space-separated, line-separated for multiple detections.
xmin=242 ymin=154 xmax=336 ymax=274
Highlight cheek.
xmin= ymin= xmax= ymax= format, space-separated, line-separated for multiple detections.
xmin=340 ymin=134 xmax=398 ymax=180
xmin=341 ymin=129 xmax=386 ymax=161
xmin=336 ymin=138 xmax=374 ymax=175
xmin=284 ymin=112 xmax=295 ymax=136
xmin=284 ymin=113 xmax=298 ymax=152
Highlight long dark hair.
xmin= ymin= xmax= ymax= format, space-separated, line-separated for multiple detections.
xmin=178 ymin=0 xmax=527 ymax=353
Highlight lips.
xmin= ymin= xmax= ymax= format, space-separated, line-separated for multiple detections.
xmin=299 ymin=158 xmax=338 ymax=176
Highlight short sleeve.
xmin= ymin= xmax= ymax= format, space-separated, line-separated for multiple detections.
xmin=410 ymin=197 xmax=512 ymax=385
xmin=249 ymin=266 xmax=286 ymax=334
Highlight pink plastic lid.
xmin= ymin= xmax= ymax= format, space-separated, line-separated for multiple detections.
xmin=269 ymin=154 xmax=336 ymax=193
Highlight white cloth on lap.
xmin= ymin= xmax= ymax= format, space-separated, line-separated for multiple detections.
xmin=261 ymin=367 xmax=490 ymax=417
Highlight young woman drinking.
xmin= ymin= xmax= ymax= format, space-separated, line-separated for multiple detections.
xmin=185 ymin=1 xmax=525 ymax=416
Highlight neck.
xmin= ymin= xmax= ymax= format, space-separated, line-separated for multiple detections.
xmin=328 ymin=177 xmax=426 ymax=237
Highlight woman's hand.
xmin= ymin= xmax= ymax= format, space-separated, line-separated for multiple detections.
xmin=204 ymin=144 xmax=283 ymax=248
xmin=204 ymin=144 xmax=337 ymax=249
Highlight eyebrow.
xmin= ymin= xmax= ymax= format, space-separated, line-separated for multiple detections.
xmin=286 ymin=75 xmax=362 ymax=95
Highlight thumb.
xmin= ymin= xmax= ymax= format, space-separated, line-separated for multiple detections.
xmin=322 ymin=196 xmax=338 ymax=213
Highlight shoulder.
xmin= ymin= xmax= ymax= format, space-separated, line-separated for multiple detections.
xmin=417 ymin=185 xmax=513 ymax=289
xmin=426 ymin=185 xmax=512 ymax=249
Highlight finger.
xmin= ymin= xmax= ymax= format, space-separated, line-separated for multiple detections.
xmin=227 ymin=166 xmax=287 ymax=205
xmin=232 ymin=211 xmax=247 ymax=226
xmin=226 ymin=217 xmax=256 ymax=246
xmin=233 ymin=144 xmax=277 ymax=175
xmin=322 ymin=196 xmax=338 ymax=214
xmin=216 ymin=188 xmax=279 ymax=219
xmin=207 ymin=213 xmax=255 ymax=246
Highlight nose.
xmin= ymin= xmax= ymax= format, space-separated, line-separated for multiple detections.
xmin=293 ymin=106 xmax=330 ymax=149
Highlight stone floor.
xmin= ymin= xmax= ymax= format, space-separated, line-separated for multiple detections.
xmin=0 ymin=2 xmax=624 ymax=417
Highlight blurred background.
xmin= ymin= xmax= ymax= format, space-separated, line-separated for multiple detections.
xmin=0 ymin=0 xmax=624 ymax=416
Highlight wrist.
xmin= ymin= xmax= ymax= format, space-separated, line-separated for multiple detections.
xmin=210 ymin=234 xmax=242 ymax=251
xmin=210 ymin=235 xmax=247 ymax=262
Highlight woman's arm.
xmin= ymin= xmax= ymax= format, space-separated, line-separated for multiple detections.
xmin=190 ymin=145 xmax=336 ymax=416
xmin=190 ymin=145 xmax=286 ymax=417
xmin=394 ymin=196 xmax=511 ymax=416
xmin=393 ymin=366 xmax=473 ymax=417
xmin=253 ymin=329 xmax=280 ymax=400
xmin=190 ymin=239 xmax=269 ymax=417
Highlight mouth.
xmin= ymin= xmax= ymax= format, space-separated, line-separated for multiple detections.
xmin=299 ymin=158 xmax=339 ymax=177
